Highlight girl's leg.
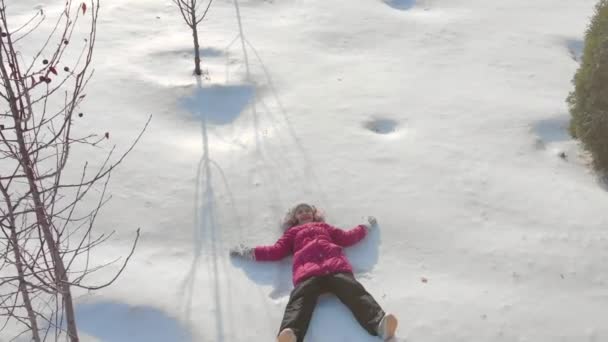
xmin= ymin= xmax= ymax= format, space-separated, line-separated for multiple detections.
xmin=325 ymin=272 xmax=385 ymax=336
xmin=279 ymin=276 xmax=324 ymax=342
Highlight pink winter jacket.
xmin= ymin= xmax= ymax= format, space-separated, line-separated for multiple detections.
xmin=254 ymin=221 xmax=367 ymax=285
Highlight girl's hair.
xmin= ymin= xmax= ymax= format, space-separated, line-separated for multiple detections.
xmin=281 ymin=203 xmax=325 ymax=231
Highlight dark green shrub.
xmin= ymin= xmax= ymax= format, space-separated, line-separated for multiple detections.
xmin=567 ymin=0 xmax=608 ymax=171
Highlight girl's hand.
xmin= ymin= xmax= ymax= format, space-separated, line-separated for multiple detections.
xmin=363 ymin=216 xmax=378 ymax=231
xmin=368 ymin=216 xmax=378 ymax=226
xmin=230 ymin=244 xmax=255 ymax=260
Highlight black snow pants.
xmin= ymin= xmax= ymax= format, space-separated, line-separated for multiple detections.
xmin=278 ymin=272 xmax=385 ymax=342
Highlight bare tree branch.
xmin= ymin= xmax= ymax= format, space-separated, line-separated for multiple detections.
xmin=0 ymin=1 xmax=146 ymax=341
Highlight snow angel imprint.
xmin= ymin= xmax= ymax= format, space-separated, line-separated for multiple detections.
xmin=230 ymin=203 xmax=398 ymax=342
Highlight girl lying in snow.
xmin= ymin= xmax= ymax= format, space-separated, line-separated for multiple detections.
xmin=230 ymin=203 xmax=398 ymax=342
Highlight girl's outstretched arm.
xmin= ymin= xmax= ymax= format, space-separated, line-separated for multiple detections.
xmin=327 ymin=224 xmax=367 ymax=247
xmin=253 ymin=230 xmax=294 ymax=261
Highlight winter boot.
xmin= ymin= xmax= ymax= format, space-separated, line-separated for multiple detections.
xmin=378 ymin=313 xmax=398 ymax=340
xmin=277 ymin=328 xmax=297 ymax=342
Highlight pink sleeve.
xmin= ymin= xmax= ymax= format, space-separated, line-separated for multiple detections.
xmin=327 ymin=224 xmax=367 ymax=247
xmin=253 ymin=231 xmax=293 ymax=261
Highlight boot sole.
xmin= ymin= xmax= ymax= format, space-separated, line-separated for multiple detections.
xmin=382 ymin=314 xmax=398 ymax=340
xmin=277 ymin=329 xmax=297 ymax=342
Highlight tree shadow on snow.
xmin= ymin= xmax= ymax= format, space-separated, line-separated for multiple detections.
xmin=178 ymin=77 xmax=254 ymax=342
xmin=180 ymin=83 xmax=254 ymax=125
xmin=75 ymin=302 xmax=192 ymax=342
xmin=224 ymin=0 xmax=333 ymax=211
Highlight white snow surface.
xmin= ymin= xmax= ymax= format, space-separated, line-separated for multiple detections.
xmin=3 ymin=0 xmax=608 ymax=341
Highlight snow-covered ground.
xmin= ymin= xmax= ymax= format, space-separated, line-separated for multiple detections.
xmin=3 ymin=0 xmax=608 ymax=341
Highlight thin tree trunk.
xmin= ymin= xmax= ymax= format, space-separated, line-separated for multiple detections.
xmin=0 ymin=186 xmax=42 ymax=342
xmin=10 ymin=229 xmax=42 ymax=342
xmin=191 ymin=16 xmax=201 ymax=75
xmin=16 ymin=133 xmax=79 ymax=342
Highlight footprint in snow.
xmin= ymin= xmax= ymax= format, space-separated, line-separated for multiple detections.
xmin=364 ymin=118 xmax=399 ymax=135
xmin=383 ymin=0 xmax=416 ymax=10
xmin=531 ymin=116 xmax=576 ymax=160
xmin=565 ymin=39 xmax=584 ymax=63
